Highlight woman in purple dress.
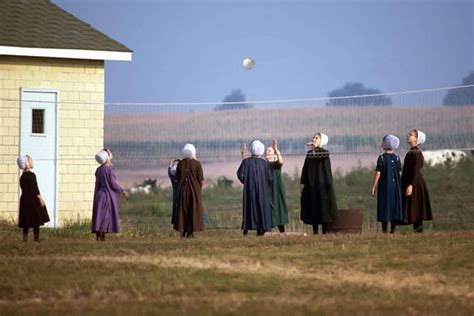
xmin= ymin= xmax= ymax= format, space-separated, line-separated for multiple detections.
xmin=91 ymin=149 xmax=129 ymax=241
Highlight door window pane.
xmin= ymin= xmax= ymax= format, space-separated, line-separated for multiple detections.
xmin=32 ymin=109 xmax=45 ymax=134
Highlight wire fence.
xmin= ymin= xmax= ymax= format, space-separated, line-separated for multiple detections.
xmin=2 ymin=85 xmax=473 ymax=232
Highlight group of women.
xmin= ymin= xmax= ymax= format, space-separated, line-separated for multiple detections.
xmin=370 ymin=130 xmax=433 ymax=233
xmin=165 ymin=128 xmax=432 ymax=237
xmin=16 ymin=129 xmax=432 ymax=241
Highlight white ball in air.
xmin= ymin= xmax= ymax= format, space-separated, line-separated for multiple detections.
xmin=243 ymin=57 xmax=255 ymax=69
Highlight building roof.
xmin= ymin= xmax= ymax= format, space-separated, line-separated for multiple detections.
xmin=0 ymin=0 xmax=132 ymax=61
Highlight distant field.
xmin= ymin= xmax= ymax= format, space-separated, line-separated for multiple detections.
xmin=106 ymin=106 xmax=474 ymax=142
xmin=104 ymin=107 xmax=474 ymax=185
xmin=105 ymin=106 xmax=474 ymax=189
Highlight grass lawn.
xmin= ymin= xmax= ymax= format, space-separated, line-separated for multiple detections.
xmin=1 ymin=224 xmax=473 ymax=315
xmin=1 ymin=160 xmax=472 ymax=315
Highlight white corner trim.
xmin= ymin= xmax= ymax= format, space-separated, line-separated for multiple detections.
xmin=0 ymin=46 xmax=132 ymax=61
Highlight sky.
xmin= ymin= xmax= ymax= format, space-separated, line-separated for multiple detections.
xmin=53 ymin=0 xmax=473 ymax=104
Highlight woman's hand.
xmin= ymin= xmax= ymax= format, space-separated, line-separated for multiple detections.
xmin=272 ymin=138 xmax=277 ymax=150
xmin=241 ymin=143 xmax=247 ymax=159
xmin=123 ymin=191 xmax=130 ymax=200
xmin=406 ymin=185 xmax=413 ymax=196
xmin=38 ymin=195 xmax=45 ymax=208
xmin=371 ymin=187 xmax=376 ymax=197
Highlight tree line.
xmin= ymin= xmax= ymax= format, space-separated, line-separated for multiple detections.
xmin=216 ymin=71 xmax=474 ymax=110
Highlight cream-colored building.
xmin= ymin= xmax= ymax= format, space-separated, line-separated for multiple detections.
xmin=0 ymin=1 xmax=132 ymax=226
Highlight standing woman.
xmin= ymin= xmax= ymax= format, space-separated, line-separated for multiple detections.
xmin=17 ymin=154 xmax=50 ymax=242
xmin=174 ymin=144 xmax=204 ymax=238
xmin=401 ymin=129 xmax=432 ymax=232
xmin=371 ymin=135 xmax=403 ymax=233
xmin=265 ymin=139 xmax=289 ymax=233
xmin=92 ymin=149 xmax=129 ymax=241
xmin=237 ymin=140 xmax=273 ymax=236
xmin=300 ymin=133 xmax=338 ymax=234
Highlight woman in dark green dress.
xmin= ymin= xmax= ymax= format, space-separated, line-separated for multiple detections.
xmin=265 ymin=139 xmax=289 ymax=233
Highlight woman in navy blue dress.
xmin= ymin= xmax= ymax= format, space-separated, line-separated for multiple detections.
xmin=371 ymin=135 xmax=403 ymax=233
xmin=237 ymin=140 xmax=273 ymax=236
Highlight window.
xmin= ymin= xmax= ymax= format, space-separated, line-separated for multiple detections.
xmin=32 ymin=109 xmax=45 ymax=134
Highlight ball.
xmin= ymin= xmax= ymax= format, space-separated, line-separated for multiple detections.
xmin=243 ymin=57 xmax=255 ymax=69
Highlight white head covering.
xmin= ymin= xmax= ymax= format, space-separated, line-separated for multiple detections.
xmin=17 ymin=155 xmax=30 ymax=170
xmin=250 ymin=140 xmax=265 ymax=156
xmin=382 ymin=134 xmax=400 ymax=149
xmin=182 ymin=143 xmax=196 ymax=159
xmin=95 ymin=150 xmax=109 ymax=165
xmin=320 ymin=133 xmax=329 ymax=147
xmin=416 ymin=130 xmax=426 ymax=145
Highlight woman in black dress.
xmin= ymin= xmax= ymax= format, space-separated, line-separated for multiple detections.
xmin=300 ymin=133 xmax=338 ymax=234
xmin=401 ymin=129 xmax=432 ymax=232
xmin=175 ymin=144 xmax=205 ymax=238
xmin=17 ymin=155 xmax=49 ymax=242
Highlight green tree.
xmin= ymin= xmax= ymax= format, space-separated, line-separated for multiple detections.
xmin=443 ymin=71 xmax=474 ymax=106
xmin=215 ymin=89 xmax=252 ymax=110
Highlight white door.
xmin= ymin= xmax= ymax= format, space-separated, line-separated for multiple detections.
xmin=20 ymin=89 xmax=58 ymax=228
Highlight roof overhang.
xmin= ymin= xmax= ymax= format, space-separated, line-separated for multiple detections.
xmin=0 ymin=45 xmax=132 ymax=61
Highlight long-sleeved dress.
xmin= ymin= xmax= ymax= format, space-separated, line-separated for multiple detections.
xmin=168 ymin=167 xmax=179 ymax=226
xmin=268 ymin=161 xmax=289 ymax=227
xmin=375 ymin=153 xmax=403 ymax=222
xmin=18 ymin=171 xmax=50 ymax=228
xmin=174 ymin=158 xmax=204 ymax=233
xmin=91 ymin=165 xmax=124 ymax=233
xmin=300 ymin=147 xmax=338 ymax=225
xmin=401 ymin=146 xmax=433 ymax=224
xmin=237 ymin=157 xmax=273 ymax=232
